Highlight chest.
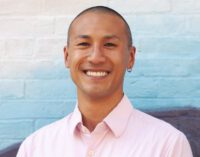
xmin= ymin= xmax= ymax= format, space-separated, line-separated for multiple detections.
xmin=31 ymin=132 xmax=166 ymax=157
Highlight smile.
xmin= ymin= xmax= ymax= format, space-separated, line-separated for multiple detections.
xmin=85 ymin=71 xmax=109 ymax=77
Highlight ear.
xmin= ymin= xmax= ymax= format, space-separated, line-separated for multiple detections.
xmin=64 ymin=46 xmax=70 ymax=68
xmin=127 ymin=46 xmax=136 ymax=69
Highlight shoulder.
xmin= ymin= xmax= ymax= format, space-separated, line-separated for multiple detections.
xmin=20 ymin=113 xmax=73 ymax=148
xmin=128 ymin=108 xmax=186 ymax=141
xmin=126 ymin=109 xmax=193 ymax=156
xmin=132 ymin=109 xmax=179 ymax=131
xmin=16 ymin=113 xmax=74 ymax=156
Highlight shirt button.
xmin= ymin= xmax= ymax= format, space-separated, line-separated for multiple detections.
xmin=83 ymin=128 xmax=88 ymax=133
xmin=87 ymin=150 xmax=95 ymax=157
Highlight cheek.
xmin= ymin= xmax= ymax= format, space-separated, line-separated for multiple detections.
xmin=68 ymin=51 xmax=86 ymax=73
xmin=68 ymin=51 xmax=80 ymax=66
xmin=111 ymin=51 xmax=128 ymax=68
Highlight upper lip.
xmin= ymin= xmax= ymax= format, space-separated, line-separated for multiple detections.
xmin=81 ymin=68 xmax=111 ymax=73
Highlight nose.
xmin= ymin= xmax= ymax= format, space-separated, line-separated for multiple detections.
xmin=87 ymin=45 xmax=106 ymax=64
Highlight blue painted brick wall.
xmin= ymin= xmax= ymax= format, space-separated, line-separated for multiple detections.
xmin=0 ymin=0 xmax=200 ymax=150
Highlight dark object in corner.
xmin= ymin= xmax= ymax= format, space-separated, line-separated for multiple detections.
xmin=0 ymin=143 xmax=21 ymax=157
xmin=0 ymin=108 xmax=199 ymax=157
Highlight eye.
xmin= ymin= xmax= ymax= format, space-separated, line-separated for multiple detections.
xmin=104 ymin=42 xmax=117 ymax=47
xmin=77 ymin=42 xmax=90 ymax=47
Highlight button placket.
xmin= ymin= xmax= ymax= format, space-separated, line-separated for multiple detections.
xmin=87 ymin=149 xmax=95 ymax=157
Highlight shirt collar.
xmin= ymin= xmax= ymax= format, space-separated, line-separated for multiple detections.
xmin=69 ymin=104 xmax=82 ymax=135
xmin=69 ymin=95 xmax=133 ymax=137
xmin=104 ymin=95 xmax=133 ymax=137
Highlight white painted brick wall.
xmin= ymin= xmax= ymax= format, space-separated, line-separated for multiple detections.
xmin=0 ymin=17 xmax=55 ymax=38
xmin=0 ymin=40 xmax=5 ymax=57
xmin=109 ymin=0 xmax=171 ymax=13
xmin=54 ymin=16 xmax=74 ymax=36
xmin=34 ymin=38 xmax=66 ymax=59
xmin=42 ymin=0 xmax=108 ymax=15
xmin=0 ymin=80 xmax=24 ymax=99
xmin=0 ymin=0 xmax=42 ymax=16
xmin=172 ymin=0 xmax=200 ymax=13
xmin=5 ymin=39 xmax=35 ymax=58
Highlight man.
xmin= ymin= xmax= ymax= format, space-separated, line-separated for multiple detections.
xmin=17 ymin=6 xmax=193 ymax=157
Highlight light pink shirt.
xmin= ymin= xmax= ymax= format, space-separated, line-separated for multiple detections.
xmin=17 ymin=95 xmax=193 ymax=157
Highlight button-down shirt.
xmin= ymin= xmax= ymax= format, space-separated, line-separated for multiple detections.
xmin=17 ymin=95 xmax=193 ymax=157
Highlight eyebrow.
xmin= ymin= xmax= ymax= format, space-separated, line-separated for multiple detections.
xmin=75 ymin=35 xmax=90 ymax=39
xmin=74 ymin=34 xmax=120 ymax=40
xmin=104 ymin=35 xmax=120 ymax=40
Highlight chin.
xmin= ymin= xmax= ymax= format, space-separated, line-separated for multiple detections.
xmin=84 ymin=89 xmax=110 ymax=99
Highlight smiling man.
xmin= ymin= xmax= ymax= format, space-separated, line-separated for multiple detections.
xmin=17 ymin=6 xmax=193 ymax=157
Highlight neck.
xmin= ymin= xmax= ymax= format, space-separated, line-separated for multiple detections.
xmin=77 ymin=91 xmax=124 ymax=132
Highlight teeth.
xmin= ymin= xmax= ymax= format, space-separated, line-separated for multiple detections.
xmin=86 ymin=71 xmax=108 ymax=77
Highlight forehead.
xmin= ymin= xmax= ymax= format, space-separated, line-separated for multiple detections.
xmin=69 ymin=12 xmax=127 ymax=37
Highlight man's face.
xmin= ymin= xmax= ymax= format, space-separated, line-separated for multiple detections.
xmin=64 ymin=12 xmax=135 ymax=99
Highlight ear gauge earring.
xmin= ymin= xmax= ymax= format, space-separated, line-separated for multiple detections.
xmin=127 ymin=68 xmax=132 ymax=73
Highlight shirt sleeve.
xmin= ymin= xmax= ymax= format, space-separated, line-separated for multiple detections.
xmin=16 ymin=136 xmax=33 ymax=157
xmin=16 ymin=142 xmax=27 ymax=157
xmin=168 ymin=132 xmax=193 ymax=157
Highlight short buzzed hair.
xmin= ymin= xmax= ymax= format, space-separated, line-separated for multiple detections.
xmin=67 ymin=6 xmax=133 ymax=47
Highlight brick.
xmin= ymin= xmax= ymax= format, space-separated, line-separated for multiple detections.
xmin=0 ymin=18 xmax=34 ymax=37
xmin=0 ymin=60 xmax=68 ymax=79
xmin=34 ymin=38 xmax=66 ymax=59
xmin=186 ymin=59 xmax=200 ymax=77
xmin=0 ymin=17 xmax=54 ymax=38
xmin=54 ymin=16 xmax=74 ymax=36
xmin=0 ymin=100 xmax=75 ymax=119
xmin=5 ymin=39 xmax=35 ymax=59
xmin=0 ymin=40 xmax=5 ymax=57
xmin=0 ymin=60 xmax=34 ymax=79
xmin=130 ymin=58 xmax=200 ymax=77
xmin=128 ymin=15 xmax=186 ymax=36
xmin=129 ymin=98 xmax=200 ymax=111
xmin=0 ymin=80 xmax=24 ymax=99
xmin=0 ymin=120 xmax=33 ymax=139
xmin=30 ymin=60 xmax=68 ymax=79
xmin=43 ymin=0 xmax=108 ymax=15
xmin=25 ymin=79 xmax=76 ymax=100
xmin=108 ymin=0 xmax=171 ymax=13
xmin=0 ymin=139 xmax=21 ymax=150
xmin=33 ymin=17 xmax=55 ymax=38
xmin=124 ymin=78 xmax=200 ymax=98
xmin=0 ymin=0 xmax=42 ymax=15
xmin=137 ymin=37 xmax=200 ymax=59
xmin=186 ymin=15 xmax=200 ymax=34
xmin=171 ymin=0 xmax=200 ymax=13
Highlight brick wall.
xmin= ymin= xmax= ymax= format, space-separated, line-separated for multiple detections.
xmin=0 ymin=0 xmax=200 ymax=150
